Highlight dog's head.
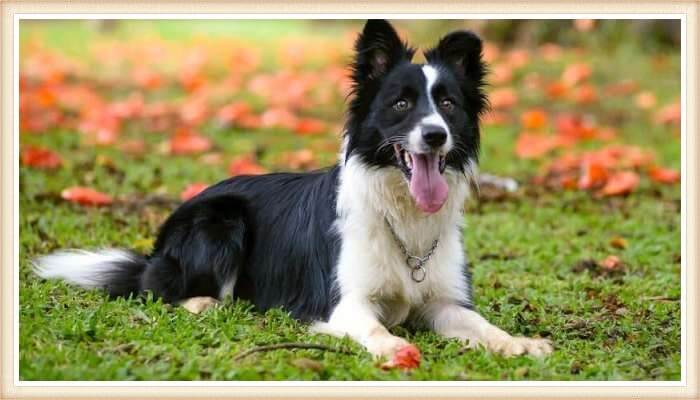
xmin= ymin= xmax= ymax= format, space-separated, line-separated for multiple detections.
xmin=344 ymin=19 xmax=487 ymax=214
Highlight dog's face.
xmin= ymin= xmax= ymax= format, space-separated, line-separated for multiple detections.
xmin=345 ymin=20 xmax=486 ymax=214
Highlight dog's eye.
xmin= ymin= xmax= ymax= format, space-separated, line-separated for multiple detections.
xmin=439 ymin=98 xmax=455 ymax=111
xmin=393 ymin=99 xmax=411 ymax=112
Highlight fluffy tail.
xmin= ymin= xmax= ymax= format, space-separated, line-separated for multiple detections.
xmin=33 ymin=249 xmax=147 ymax=298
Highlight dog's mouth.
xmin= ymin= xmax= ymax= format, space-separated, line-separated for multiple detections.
xmin=394 ymin=144 xmax=449 ymax=214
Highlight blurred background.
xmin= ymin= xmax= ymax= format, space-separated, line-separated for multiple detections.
xmin=18 ymin=20 xmax=683 ymax=381
xmin=19 ymin=19 xmax=681 ymax=205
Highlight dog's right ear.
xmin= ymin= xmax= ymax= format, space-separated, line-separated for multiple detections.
xmin=352 ymin=19 xmax=413 ymax=83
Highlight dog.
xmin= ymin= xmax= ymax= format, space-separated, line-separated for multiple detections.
xmin=34 ymin=20 xmax=552 ymax=361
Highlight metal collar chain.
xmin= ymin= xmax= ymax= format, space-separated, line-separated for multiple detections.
xmin=384 ymin=217 xmax=439 ymax=283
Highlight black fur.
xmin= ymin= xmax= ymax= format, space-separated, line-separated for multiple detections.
xmin=88 ymin=20 xmax=485 ymax=322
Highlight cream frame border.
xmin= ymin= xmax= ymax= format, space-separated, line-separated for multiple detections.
xmin=1 ymin=1 xmax=697 ymax=399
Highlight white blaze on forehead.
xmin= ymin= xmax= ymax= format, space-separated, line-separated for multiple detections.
xmin=405 ymin=65 xmax=451 ymax=153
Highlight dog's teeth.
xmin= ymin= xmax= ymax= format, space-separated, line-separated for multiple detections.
xmin=404 ymin=152 xmax=412 ymax=169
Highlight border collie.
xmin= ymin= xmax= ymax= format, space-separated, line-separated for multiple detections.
xmin=34 ymin=20 xmax=552 ymax=361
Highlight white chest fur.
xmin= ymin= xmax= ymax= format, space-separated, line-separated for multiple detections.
xmin=334 ymin=155 xmax=475 ymax=326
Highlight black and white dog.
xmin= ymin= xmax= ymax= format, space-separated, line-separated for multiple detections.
xmin=35 ymin=20 xmax=552 ymax=360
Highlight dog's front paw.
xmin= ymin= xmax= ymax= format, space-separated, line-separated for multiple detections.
xmin=366 ymin=334 xmax=411 ymax=359
xmin=489 ymin=335 xmax=553 ymax=357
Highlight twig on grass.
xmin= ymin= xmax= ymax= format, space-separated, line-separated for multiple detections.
xmin=232 ymin=342 xmax=355 ymax=362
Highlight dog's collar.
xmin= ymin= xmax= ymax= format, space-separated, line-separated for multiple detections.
xmin=384 ymin=217 xmax=439 ymax=283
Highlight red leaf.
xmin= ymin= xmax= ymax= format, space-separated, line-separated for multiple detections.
xmin=61 ymin=186 xmax=113 ymax=206
xmin=597 ymin=171 xmax=640 ymax=196
xmin=647 ymin=166 xmax=680 ymax=184
xmin=295 ymin=118 xmax=327 ymax=135
xmin=578 ymin=160 xmax=609 ymax=190
xmin=170 ymin=128 xmax=212 ymax=155
xmin=180 ymin=183 xmax=209 ymax=201
xmin=228 ymin=155 xmax=267 ymax=176
xmin=515 ymin=133 xmax=558 ymax=159
xmin=380 ymin=344 xmax=421 ymax=370
xmin=21 ymin=146 xmax=62 ymax=169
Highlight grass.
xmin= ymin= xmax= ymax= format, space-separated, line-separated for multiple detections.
xmin=18 ymin=20 xmax=681 ymax=381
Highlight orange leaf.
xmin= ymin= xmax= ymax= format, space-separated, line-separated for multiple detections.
xmin=61 ymin=186 xmax=113 ymax=206
xmin=260 ymin=107 xmax=298 ymax=130
xmin=278 ymin=149 xmax=317 ymax=170
xmin=180 ymin=183 xmax=209 ymax=201
xmin=228 ymin=155 xmax=267 ymax=176
xmin=578 ymin=161 xmax=609 ymax=190
xmin=598 ymin=171 xmax=639 ymax=196
xmin=572 ymin=84 xmax=598 ymax=105
xmin=170 ymin=128 xmax=212 ymax=155
xmin=520 ymin=109 xmax=548 ymax=130
xmin=647 ymin=166 xmax=680 ymax=184
xmin=217 ymin=101 xmax=253 ymax=126
xmin=21 ymin=146 xmax=62 ymax=169
xmin=562 ymin=62 xmax=592 ymax=86
xmin=599 ymin=255 xmax=622 ymax=271
xmin=515 ymin=133 xmax=558 ymax=159
xmin=489 ymin=63 xmax=513 ymax=85
xmin=545 ymin=81 xmax=568 ymax=99
xmin=295 ymin=118 xmax=327 ymax=135
xmin=380 ymin=344 xmax=421 ymax=370
xmin=654 ymin=102 xmax=681 ymax=125
xmin=635 ymin=91 xmax=657 ymax=110
xmin=489 ymin=88 xmax=518 ymax=110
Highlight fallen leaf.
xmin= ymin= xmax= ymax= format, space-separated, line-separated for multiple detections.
xmin=520 ymin=109 xmax=548 ymax=130
xmin=278 ymin=149 xmax=317 ymax=170
xmin=170 ymin=128 xmax=212 ymax=155
xmin=489 ymin=63 xmax=514 ymax=85
xmin=515 ymin=133 xmax=558 ymax=159
xmin=597 ymin=171 xmax=639 ymax=196
xmin=635 ymin=91 xmax=657 ymax=110
xmin=380 ymin=344 xmax=421 ymax=370
xmin=562 ymin=62 xmax=592 ymax=86
xmin=572 ymin=84 xmax=598 ymax=104
xmin=61 ymin=186 xmax=113 ymax=206
xmin=609 ymin=236 xmax=629 ymax=250
xmin=489 ymin=87 xmax=518 ymax=110
xmin=654 ymin=102 xmax=681 ymax=125
xmin=545 ymin=81 xmax=568 ymax=99
xmin=228 ymin=155 xmax=267 ymax=176
xmin=217 ymin=101 xmax=253 ymax=126
xmin=574 ymin=19 xmax=596 ymax=32
xmin=578 ymin=160 xmax=609 ymax=190
xmin=295 ymin=118 xmax=327 ymax=135
xmin=599 ymin=255 xmax=622 ymax=271
xmin=647 ymin=166 xmax=680 ymax=184
xmin=21 ymin=146 xmax=62 ymax=169
xmin=180 ymin=183 xmax=208 ymax=201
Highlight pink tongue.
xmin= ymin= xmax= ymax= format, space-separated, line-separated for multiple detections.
xmin=409 ymin=153 xmax=448 ymax=214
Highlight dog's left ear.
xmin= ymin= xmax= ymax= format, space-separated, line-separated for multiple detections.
xmin=425 ymin=31 xmax=485 ymax=81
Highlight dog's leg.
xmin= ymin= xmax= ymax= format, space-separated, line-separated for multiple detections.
xmin=425 ymin=302 xmax=552 ymax=357
xmin=179 ymin=296 xmax=220 ymax=314
xmin=311 ymin=295 xmax=410 ymax=359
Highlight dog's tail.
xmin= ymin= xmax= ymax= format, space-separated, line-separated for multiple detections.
xmin=33 ymin=249 xmax=147 ymax=298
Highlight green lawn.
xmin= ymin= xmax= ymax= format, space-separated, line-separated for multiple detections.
xmin=19 ymin=20 xmax=681 ymax=380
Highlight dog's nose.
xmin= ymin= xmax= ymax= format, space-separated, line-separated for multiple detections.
xmin=422 ymin=128 xmax=447 ymax=148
